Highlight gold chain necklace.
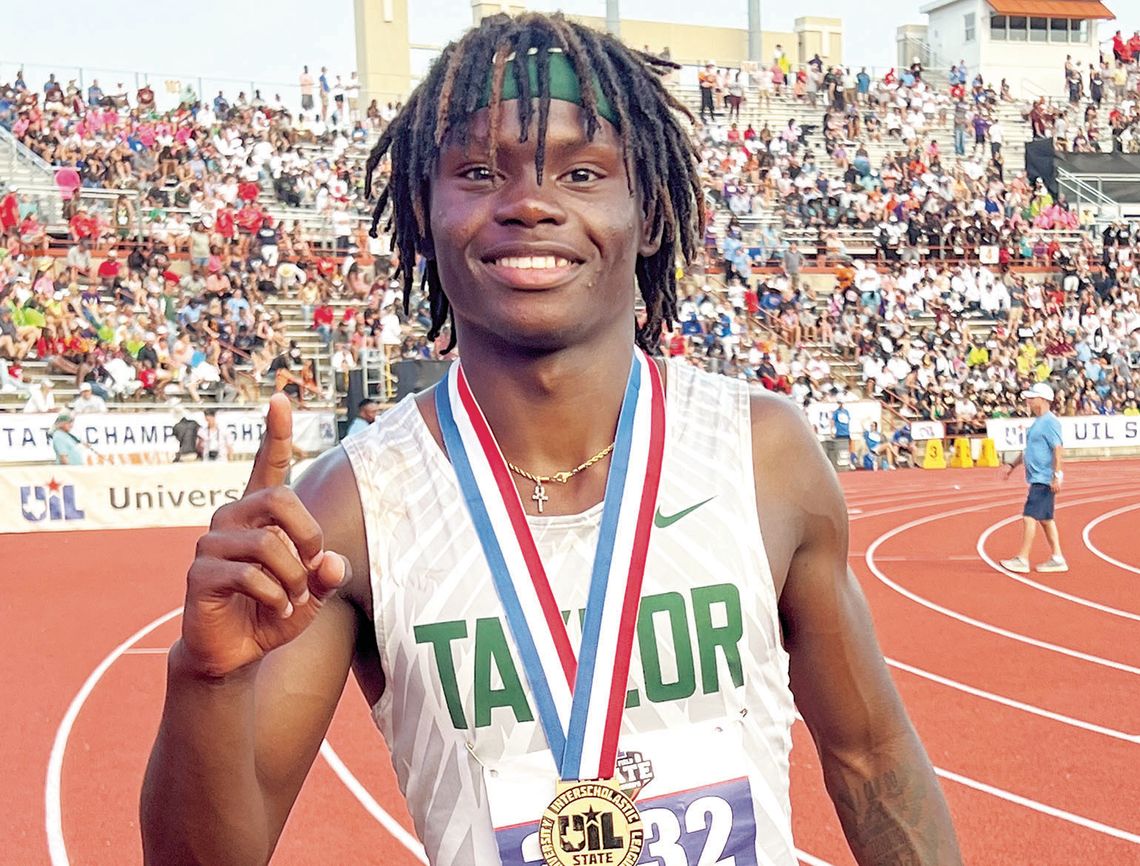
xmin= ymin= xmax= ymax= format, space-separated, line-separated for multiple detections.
xmin=507 ymin=442 xmax=616 ymax=513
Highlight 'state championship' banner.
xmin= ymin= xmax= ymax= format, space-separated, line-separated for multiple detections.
xmin=0 ymin=410 xmax=336 ymax=464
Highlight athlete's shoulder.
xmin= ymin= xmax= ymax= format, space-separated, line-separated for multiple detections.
xmin=749 ymin=388 xmax=843 ymax=522
xmin=748 ymin=388 xmax=820 ymax=453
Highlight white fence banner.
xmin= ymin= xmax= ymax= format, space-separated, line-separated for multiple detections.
xmin=986 ymin=415 xmax=1140 ymax=452
xmin=909 ymin=420 xmax=946 ymax=441
xmin=806 ymin=400 xmax=883 ymax=439
xmin=0 ymin=410 xmax=336 ymax=464
xmin=0 ymin=462 xmax=254 ymax=533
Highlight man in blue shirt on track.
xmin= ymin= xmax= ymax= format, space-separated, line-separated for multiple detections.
xmin=1001 ymin=383 xmax=1067 ymax=573
xmin=832 ymin=401 xmax=852 ymax=469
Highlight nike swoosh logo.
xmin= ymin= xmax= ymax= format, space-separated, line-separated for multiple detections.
xmin=654 ymin=497 xmax=716 ymax=529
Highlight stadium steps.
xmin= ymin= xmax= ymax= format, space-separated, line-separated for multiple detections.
xmin=670 ymin=86 xmax=1030 ymax=180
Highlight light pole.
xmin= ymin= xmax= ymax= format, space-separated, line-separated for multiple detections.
xmin=606 ymin=0 xmax=620 ymax=37
xmin=748 ymin=0 xmax=763 ymax=62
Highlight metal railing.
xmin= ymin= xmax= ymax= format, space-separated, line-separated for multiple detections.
xmin=0 ymin=125 xmax=56 ymax=182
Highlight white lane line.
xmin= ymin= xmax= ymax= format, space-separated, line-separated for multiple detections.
xmin=322 ymin=740 xmax=838 ymax=866
xmin=319 ymin=741 xmax=429 ymax=863
xmin=795 ymin=850 xmax=837 ymax=866
xmin=976 ymin=493 xmax=1140 ymax=622
xmin=862 ymin=554 xmax=978 ymax=561
xmin=846 ymin=479 xmax=1127 ymax=525
xmin=793 ymin=714 xmax=1140 ymax=845
xmin=1083 ymin=502 xmax=1140 ymax=576
xmin=932 ymin=767 xmax=1140 ymax=845
xmin=46 ymin=606 xmax=184 ymax=866
xmin=46 ymin=608 xmax=423 ymax=866
xmin=865 ymin=496 xmax=1140 ymax=676
xmin=885 ymin=657 xmax=1140 ymax=743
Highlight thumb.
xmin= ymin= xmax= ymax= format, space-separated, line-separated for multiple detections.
xmin=308 ymin=549 xmax=350 ymax=601
xmin=245 ymin=393 xmax=294 ymax=494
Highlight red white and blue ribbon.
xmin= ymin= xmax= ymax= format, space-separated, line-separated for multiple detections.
xmin=436 ymin=348 xmax=665 ymax=781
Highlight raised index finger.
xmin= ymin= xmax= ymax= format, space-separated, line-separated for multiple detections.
xmin=245 ymin=393 xmax=294 ymax=494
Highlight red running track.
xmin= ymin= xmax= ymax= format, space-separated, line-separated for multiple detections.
xmin=3 ymin=461 xmax=1139 ymax=865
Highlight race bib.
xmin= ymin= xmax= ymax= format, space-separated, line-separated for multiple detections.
xmin=484 ymin=722 xmax=766 ymax=866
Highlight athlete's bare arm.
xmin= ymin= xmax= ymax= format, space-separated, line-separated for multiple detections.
xmin=752 ymin=392 xmax=963 ymax=866
xmin=141 ymin=395 xmax=377 ymax=865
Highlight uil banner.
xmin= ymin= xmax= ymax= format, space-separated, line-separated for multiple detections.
xmin=987 ymin=415 xmax=1140 ymax=451
xmin=0 ymin=410 xmax=336 ymax=464
xmin=909 ymin=420 xmax=946 ymax=441
xmin=0 ymin=462 xmax=252 ymax=533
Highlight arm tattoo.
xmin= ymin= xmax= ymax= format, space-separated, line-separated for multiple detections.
xmin=832 ymin=765 xmax=958 ymax=866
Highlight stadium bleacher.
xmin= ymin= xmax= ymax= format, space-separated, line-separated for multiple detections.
xmin=3 ymin=50 xmax=1140 ymax=462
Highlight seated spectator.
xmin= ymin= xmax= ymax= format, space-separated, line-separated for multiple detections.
xmin=71 ymin=381 xmax=108 ymax=413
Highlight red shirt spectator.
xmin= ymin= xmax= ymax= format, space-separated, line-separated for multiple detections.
xmin=216 ymin=207 xmax=236 ymax=240
xmin=312 ymin=303 xmax=334 ymax=329
xmin=137 ymin=365 xmax=157 ymax=392
xmin=237 ymin=180 xmax=260 ymax=203
xmin=18 ymin=214 xmax=42 ymax=238
xmin=745 ymin=288 xmax=760 ymax=315
xmin=97 ymin=256 xmax=121 ymax=280
xmin=235 ymin=203 xmax=263 ymax=234
xmin=69 ymin=209 xmax=98 ymax=240
xmin=0 ymin=191 xmax=18 ymax=231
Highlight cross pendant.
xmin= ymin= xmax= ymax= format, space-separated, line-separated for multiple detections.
xmin=532 ymin=482 xmax=549 ymax=513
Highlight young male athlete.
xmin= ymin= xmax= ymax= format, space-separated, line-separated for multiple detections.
xmin=142 ymin=13 xmax=961 ymax=865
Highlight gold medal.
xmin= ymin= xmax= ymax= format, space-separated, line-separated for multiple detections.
xmin=538 ymin=779 xmax=643 ymax=866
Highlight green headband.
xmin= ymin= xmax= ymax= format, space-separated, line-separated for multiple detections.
xmin=476 ymin=49 xmax=617 ymax=125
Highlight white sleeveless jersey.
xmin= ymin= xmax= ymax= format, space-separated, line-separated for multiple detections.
xmin=342 ymin=360 xmax=797 ymax=866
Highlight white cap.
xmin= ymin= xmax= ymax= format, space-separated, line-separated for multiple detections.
xmin=1021 ymin=383 xmax=1055 ymax=402
xmin=79 ymin=382 xmax=92 ymax=391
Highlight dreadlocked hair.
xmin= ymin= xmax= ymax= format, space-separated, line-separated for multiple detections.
xmin=363 ymin=11 xmax=705 ymax=354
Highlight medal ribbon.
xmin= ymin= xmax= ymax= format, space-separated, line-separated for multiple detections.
xmin=436 ymin=349 xmax=665 ymax=780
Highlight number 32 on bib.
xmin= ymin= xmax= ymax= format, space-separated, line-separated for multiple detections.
xmin=486 ymin=725 xmax=768 ymax=866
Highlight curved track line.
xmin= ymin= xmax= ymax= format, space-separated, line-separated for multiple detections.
xmin=792 ymin=714 xmax=1140 ymax=845
xmin=45 ymin=606 xmax=184 ymax=866
xmin=848 ymin=479 xmax=1129 ymax=524
xmin=864 ymin=496 xmax=1140 ymax=676
xmin=1083 ymin=502 xmax=1140 ymax=576
xmin=976 ymin=492 xmax=1140 ymax=621
xmin=884 ymin=657 xmax=1139 ymax=742
xmin=42 ymin=605 xmax=836 ymax=866
xmin=319 ymin=741 xmax=429 ymax=863
xmin=321 ymin=740 xmax=837 ymax=866
xmin=932 ymin=767 xmax=1140 ymax=845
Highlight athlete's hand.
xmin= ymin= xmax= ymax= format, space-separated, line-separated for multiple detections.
xmin=180 ymin=394 xmax=347 ymax=678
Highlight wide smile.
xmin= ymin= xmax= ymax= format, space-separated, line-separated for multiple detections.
xmin=478 ymin=248 xmax=586 ymax=290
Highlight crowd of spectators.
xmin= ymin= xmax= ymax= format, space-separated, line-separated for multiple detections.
xmin=0 ymin=63 xmax=389 ymax=243
xmin=4 ymin=44 xmax=1140 ymax=458
xmin=0 ymin=63 xmax=446 ymax=414
xmin=673 ymin=43 xmax=1140 ymax=441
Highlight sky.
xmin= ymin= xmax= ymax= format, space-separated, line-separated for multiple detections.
xmin=4 ymin=0 xmax=1139 ymax=99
